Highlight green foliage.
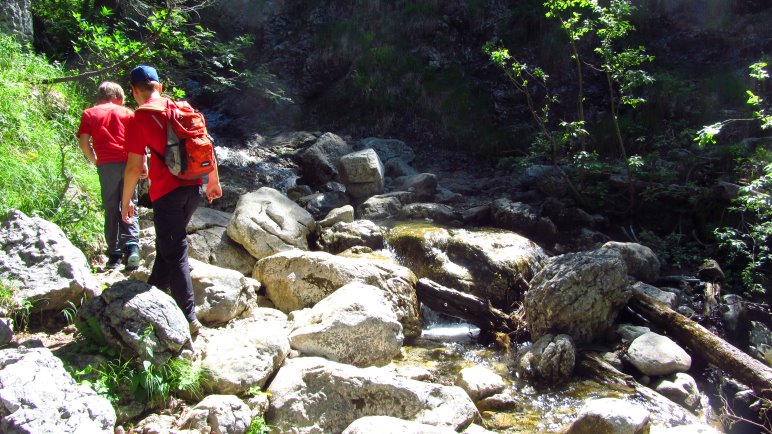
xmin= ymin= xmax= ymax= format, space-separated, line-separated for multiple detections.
xmin=638 ymin=230 xmax=707 ymax=270
xmin=246 ymin=416 xmax=271 ymax=434
xmin=714 ymin=163 xmax=771 ymax=295
xmin=0 ymin=279 xmax=33 ymax=332
xmin=69 ymin=323 xmax=209 ymax=406
xmin=0 ymin=34 xmax=103 ymax=259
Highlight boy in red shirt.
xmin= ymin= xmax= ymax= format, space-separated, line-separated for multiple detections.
xmin=77 ymin=81 xmax=143 ymax=270
xmin=121 ymin=65 xmax=222 ymax=335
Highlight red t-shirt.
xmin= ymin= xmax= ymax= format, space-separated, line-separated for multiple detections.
xmin=124 ymin=96 xmax=201 ymax=202
xmin=76 ymin=102 xmax=133 ymax=165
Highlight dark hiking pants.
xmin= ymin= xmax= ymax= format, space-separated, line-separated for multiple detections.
xmin=97 ymin=162 xmax=139 ymax=256
xmin=148 ymin=185 xmax=201 ymax=322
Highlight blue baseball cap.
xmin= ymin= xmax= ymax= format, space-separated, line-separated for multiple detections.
xmin=130 ymin=65 xmax=160 ymax=85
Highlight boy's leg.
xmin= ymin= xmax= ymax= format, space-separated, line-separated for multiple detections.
xmin=149 ymin=185 xmax=201 ymax=322
xmin=97 ymin=163 xmax=125 ymax=257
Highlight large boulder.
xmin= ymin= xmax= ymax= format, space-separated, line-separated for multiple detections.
xmin=255 ymin=250 xmax=421 ymax=337
xmin=78 ymin=280 xmax=192 ymax=364
xmin=194 ymin=309 xmax=291 ymax=395
xmin=339 ymin=149 xmax=385 ymax=201
xmin=296 ymin=132 xmax=353 ymax=186
xmin=393 ymin=173 xmax=438 ymax=201
xmin=0 ymin=0 xmax=33 ymax=45
xmin=0 ymin=347 xmax=115 ymax=433
xmin=0 ymin=209 xmax=100 ymax=312
xmin=359 ymin=137 xmax=416 ymax=165
xmin=289 ymin=282 xmax=403 ymax=367
xmin=266 ymin=357 xmax=477 ymax=433
xmin=490 ymin=199 xmax=557 ymax=241
xmin=187 ymin=207 xmax=256 ymax=275
xmin=524 ymin=249 xmax=630 ymax=344
xmin=189 ymin=258 xmax=259 ymax=325
xmin=357 ymin=192 xmax=414 ymax=220
xmin=600 ymin=242 xmax=661 ymax=283
xmin=387 ymin=223 xmax=547 ymax=308
xmin=226 ymin=187 xmax=316 ymax=260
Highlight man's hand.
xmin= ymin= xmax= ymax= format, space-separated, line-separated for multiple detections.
xmin=139 ymin=161 xmax=149 ymax=179
xmin=121 ymin=200 xmax=135 ymax=224
xmin=205 ymin=182 xmax=222 ymax=204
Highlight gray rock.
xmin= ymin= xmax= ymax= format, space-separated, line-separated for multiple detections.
xmin=318 ymin=205 xmax=355 ymax=228
xmin=490 ymin=199 xmax=557 ymax=240
xmin=564 ymin=397 xmax=650 ymax=434
xmin=298 ymin=190 xmax=350 ymax=219
xmin=189 ymin=258 xmax=259 ymax=325
xmin=631 ymin=281 xmax=678 ymax=308
xmin=340 ymin=149 xmax=385 ymax=201
xmin=254 ymin=250 xmax=420 ymax=338
xmin=186 ymin=207 xmax=233 ymax=233
xmin=357 ymin=192 xmax=414 ymax=220
xmin=266 ymin=357 xmax=477 ymax=433
xmin=399 ymin=203 xmax=461 ymax=227
xmin=525 ymin=249 xmax=630 ymax=344
xmin=359 ymin=137 xmax=416 ymax=164
xmin=297 ymin=132 xmax=353 ymax=186
xmin=393 ymin=173 xmax=438 ymax=201
xmin=227 ymin=187 xmax=316 ymax=260
xmin=188 ymin=226 xmax=256 ymax=276
xmin=0 ymin=209 xmax=100 ymax=312
xmin=0 ymin=0 xmax=33 ymax=45
xmin=627 ymin=332 xmax=691 ymax=376
xmin=177 ymin=395 xmax=252 ymax=434
xmin=78 ymin=280 xmax=191 ymax=364
xmin=0 ymin=347 xmax=115 ymax=433
xmin=454 ymin=365 xmax=506 ymax=401
xmin=385 ymin=158 xmax=419 ymax=177
xmin=614 ymin=324 xmax=651 ymax=343
xmin=0 ymin=317 xmax=12 ymax=346
xmin=343 ymin=416 xmax=457 ymax=434
xmin=289 ymin=282 xmax=403 ymax=367
xmin=601 ymin=241 xmax=661 ymax=283
xmin=655 ymin=373 xmax=700 ymax=409
xmin=195 ymin=310 xmax=290 ymax=395
xmin=317 ymin=220 xmax=384 ymax=254
xmin=387 ymin=224 xmax=547 ymax=309
xmin=516 ymin=334 xmax=575 ymax=385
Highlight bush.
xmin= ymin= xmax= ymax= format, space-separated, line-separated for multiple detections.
xmin=0 ymin=34 xmax=103 ymax=259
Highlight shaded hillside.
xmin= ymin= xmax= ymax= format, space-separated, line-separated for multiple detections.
xmin=201 ymin=0 xmax=772 ymax=157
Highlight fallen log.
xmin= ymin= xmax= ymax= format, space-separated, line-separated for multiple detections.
xmin=576 ymin=351 xmax=703 ymax=426
xmin=629 ymin=291 xmax=772 ymax=401
xmin=415 ymin=278 xmax=528 ymax=342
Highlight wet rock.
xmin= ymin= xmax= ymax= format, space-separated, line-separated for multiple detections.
xmin=516 ymin=334 xmax=575 ymax=385
xmin=454 ymin=365 xmax=506 ymax=401
xmin=563 ymin=397 xmax=650 ymax=434
xmin=475 ymin=391 xmax=520 ymax=412
xmin=317 ymin=220 xmax=384 ymax=254
xmin=650 ymin=424 xmax=722 ymax=434
xmin=655 ymin=372 xmax=701 ymax=409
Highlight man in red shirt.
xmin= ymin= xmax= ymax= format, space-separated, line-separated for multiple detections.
xmin=120 ymin=65 xmax=222 ymax=335
xmin=77 ymin=81 xmax=143 ymax=270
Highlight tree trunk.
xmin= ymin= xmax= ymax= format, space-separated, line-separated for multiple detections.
xmin=629 ymin=291 xmax=772 ymax=401
xmin=415 ymin=278 xmax=528 ymax=342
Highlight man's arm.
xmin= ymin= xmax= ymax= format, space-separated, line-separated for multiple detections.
xmin=78 ymin=134 xmax=97 ymax=164
xmin=205 ymin=160 xmax=222 ymax=204
xmin=121 ymin=152 xmax=145 ymax=224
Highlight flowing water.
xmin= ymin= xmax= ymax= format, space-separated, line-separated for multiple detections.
xmin=393 ymin=310 xmax=641 ymax=433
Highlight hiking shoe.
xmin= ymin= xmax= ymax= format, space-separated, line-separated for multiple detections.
xmin=189 ymin=319 xmax=203 ymax=336
xmin=106 ymin=254 xmax=123 ymax=270
xmin=125 ymin=245 xmax=141 ymax=271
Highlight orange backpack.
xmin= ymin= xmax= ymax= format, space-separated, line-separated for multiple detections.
xmin=136 ymin=99 xmax=216 ymax=180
